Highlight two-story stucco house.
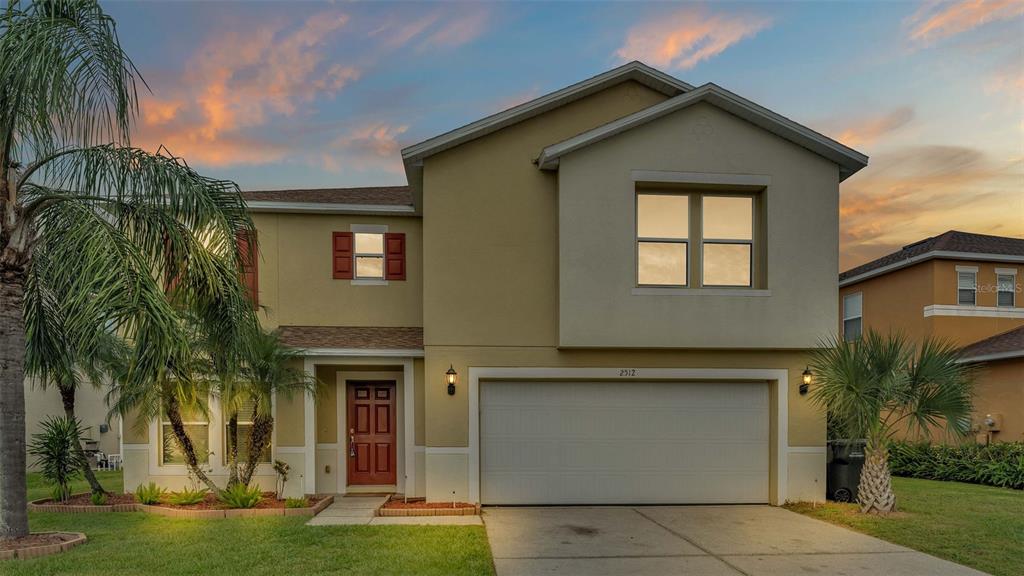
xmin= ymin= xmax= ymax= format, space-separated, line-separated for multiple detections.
xmin=121 ymin=61 xmax=868 ymax=505
xmin=839 ymin=231 xmax=1024 ymax=442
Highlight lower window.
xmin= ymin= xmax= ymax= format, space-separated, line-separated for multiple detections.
xmin=161 ymin=422 xmax=209 ymax=465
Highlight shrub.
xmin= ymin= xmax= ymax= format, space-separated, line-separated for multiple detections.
xmin=135 ymin=482 xmax=166 ymax=505
xmin=285 ymin=497 xmax=309 ymax=509
xmin=165 ymin=487 xmax=209 ymax=506
xmin=90 ymin=491 xmax=108 ymax=506
xmin=29 ymin=416 xmax=88 ymax=503
xmin=219 ymin=483 xmax=263 ymax=509
xmin=889 ymin=441 xmax=1024 ymax=490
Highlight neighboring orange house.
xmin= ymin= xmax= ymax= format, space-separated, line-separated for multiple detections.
xmin=838 ymin=231 xmax=1024 ymax=442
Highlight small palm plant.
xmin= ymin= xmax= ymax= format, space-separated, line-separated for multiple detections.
xmin=28 ymin=416 xmax=88 ymax=503
xmin=809 ymin=330 xmax=973 ymax=513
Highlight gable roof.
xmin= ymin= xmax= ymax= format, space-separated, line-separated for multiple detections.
xmin=243 ymin=186 xmax=416 ymax=215
xmin=537 ymin=82 xmax=868 ymax=181
xmin=400 ymin=61 xmax=693 ymax=168
xmin=958 ymin=325 xmax=1024 ymax=363
xmin=840 ymin=230 xmax=1024 ymax=287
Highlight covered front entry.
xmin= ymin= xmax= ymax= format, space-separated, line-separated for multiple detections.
xmin=480 ymin=380 xmax=770 ymax=505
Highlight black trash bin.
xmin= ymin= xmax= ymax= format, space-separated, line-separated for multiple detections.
xmin=827 ymin=440 xmax=866 ymax=503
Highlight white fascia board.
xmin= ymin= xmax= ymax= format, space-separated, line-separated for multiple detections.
xmin=537 ymin=83 xmax=869 ymax=181
xmin=958 ymin=350 xmax=1024 ymax=364
xmin=840 ymin=251 xmax=1024 ymax=287
xmin=400 ymin=61 xmax=692 ymax=165
xmin=245 ymin=201 xmax=416 ymax=216
xmin=292 ymin=347 xmax=425 ymax=358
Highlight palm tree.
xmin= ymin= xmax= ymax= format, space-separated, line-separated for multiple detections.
xmin=808 ymin=330 xmax=973 ymax=514
xmin=0 ymin=1 xmax=254 ymax=539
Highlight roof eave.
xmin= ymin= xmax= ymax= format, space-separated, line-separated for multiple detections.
xmin=840 ymin=251 xmax=1024 ymax=287
xmin=245 ymin=201 xmax=418 ymax=216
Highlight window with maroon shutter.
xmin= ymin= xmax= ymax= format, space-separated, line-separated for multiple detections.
xmin=384 ymin=233 xmax=406 ymax=281
xmin=237 ymin=230 xmax=258 ymax=307
xmin=333 ymin=232 xmax=354 ymax=279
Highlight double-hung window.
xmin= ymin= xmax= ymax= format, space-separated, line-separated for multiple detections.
xmin=997 ymin=271 xmax=1016 ymax=307
xmin=843 ymin=293 xmax=863 ymax=341
xmin=354 ymin=233 xmax=385 ymax=280
xmin=225 ymin=398 xmax=271 ymax=465
xmin=702 ymin=196 xmax=754 ymax=287
xmin=636 ymin=193 xmax=689 ymax=286
xmin=957 ymin=269 xmax=977 ymax=306
xmin=161 ymin=407 xmax=209 ymax=466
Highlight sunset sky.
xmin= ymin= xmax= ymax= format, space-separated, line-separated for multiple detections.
xmin=105 ymin=0 xmax=1023 ymax=271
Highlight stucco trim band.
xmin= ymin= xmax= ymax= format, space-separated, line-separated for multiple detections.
xmin=923 ymin=304 xmax=1024 ymax=319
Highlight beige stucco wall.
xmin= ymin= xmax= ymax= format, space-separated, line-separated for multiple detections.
xmin=252 ymin=212 xmax=422 ymax=330
xmin=24 ymin=381 xmax=121 ymax=463
xmin=557 ymin=102 xmax=840 ymax=348
xmin=970 ymin=359 xmax=1024 ymax=442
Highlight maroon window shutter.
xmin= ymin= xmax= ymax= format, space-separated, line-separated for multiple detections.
xmin=237 ymin=230 xmax=258 ymax=308
xmin=384 ymin=233 xmax=406 ymax=281
xmin=333 ymin=232 xmax=354 ymax=279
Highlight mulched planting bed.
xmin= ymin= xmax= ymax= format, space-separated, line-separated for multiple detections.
xmin=0 ymin=532 xmax=87 ymax=560
xmin=30 ymin=492 xmax=332 ymax=517
xmin=53 ymin=493 xmax=137 ymax=506
xmin=154 ymin=492 xmax=324 ymax=510
xmin=379 ymin=497 xmax=480 ymax=516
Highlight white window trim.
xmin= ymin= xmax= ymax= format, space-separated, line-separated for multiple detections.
xmin=923 ymin=304 xmax=1024 ymax=319
xmin=843 ymin=292 xmax=863 ymax=340
xmin=350 ymin=224 xmax=389 ymax=285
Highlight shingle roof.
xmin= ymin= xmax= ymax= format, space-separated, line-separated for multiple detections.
xmin=959 ymin=326 xmax=1024 ymax=362
xmin=840 ymin=230 xmax=1024 ymax=284
xmin=243 ymin=186 xmax=413 ymax=206
xmin=277 ymin=326 xmax=423 ymax=350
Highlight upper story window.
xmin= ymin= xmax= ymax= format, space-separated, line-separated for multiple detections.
xmin=957 ymin=268 xmax=977 ymax=306
xmin=843 ymin=292 xmax=862 ymax=341
xmin=354 ymin=233 xmax=385 ymax=279
xmin=635 ymin=191 xmax=757 ymax=288
xmin=997 ymin=270 xmax=1017 ymax=307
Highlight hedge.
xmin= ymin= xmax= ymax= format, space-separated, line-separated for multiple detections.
xmin=889 ymin=441 xmax=1024 ymax=490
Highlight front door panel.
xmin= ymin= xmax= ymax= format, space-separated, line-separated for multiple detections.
xmin=347 ymin=382 xmax=396 ymax=485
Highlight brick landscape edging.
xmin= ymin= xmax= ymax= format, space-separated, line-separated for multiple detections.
xmin=29 ymin=494 xmax=333 ymax=518
xmin=377 ymin=503 xmax=481 ymax=517
xmin=0 ymin=532 xmax=87 ymax=560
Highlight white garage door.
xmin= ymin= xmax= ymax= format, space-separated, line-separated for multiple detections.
xmin=480 ymin=380 xmax=769 ymax=505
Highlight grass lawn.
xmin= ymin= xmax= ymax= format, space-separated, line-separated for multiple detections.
xmin=787 ymin=476 xmax=1024 ymax=576
xmin=11 ymin=471 xmax=494 ymax=576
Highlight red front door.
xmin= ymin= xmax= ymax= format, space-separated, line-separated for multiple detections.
xmin=347 ymin=382 xmax=397 ymax=485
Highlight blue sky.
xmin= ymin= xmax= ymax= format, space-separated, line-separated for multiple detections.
xmin=103 ymin=1 xmax=1023 ymax=268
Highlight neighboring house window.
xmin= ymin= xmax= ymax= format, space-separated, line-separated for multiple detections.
xmin=332 ymin=230 xmax=406 ymax=281
xmin=702 ymin=195 xmax=754 ymax=287
xmin=355 ymin=233 xmax=385 ymax=279
xmin=225 ymin=398 xmax=271 ymax=465
xmin=997 ymin=273 xmax=1016 ymax=307
xmin=637 ymin=193 xmax=689 ymax=286
xmin=957 ymin=270 xmax=977 ymax=306
xmin=161 ymin=408 xmax=209 ymax=466
xmin=843 ymin=293 xmax=862 ymax=341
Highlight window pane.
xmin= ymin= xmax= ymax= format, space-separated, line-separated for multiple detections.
xmin=162 ymin=424 xmax=209 ymax=465
xmin=227 ymin=424 xmax=271 ymax=464
xmin=703 ymin=196 xmax=753 ymax=240
xmin=638 ymin=242 xmax=687 ymax=285
xmin=998 ymin=291 xmax=1014 ymax=307
xmin=957 ymin=272 xmax=976 ymax=290
xmin=844 ymin=318 xmax=862 ymax=341
xmin=843 ymin=293 xmax=862 ymax=320
xmin=638 ymin=194 xmax=688 ymax=239
xmin=703 ymin=243 xmax=751 ymax=286
xmin=354 ymin=233 xmax=384 ymax=254
xmin=958 ymin=288 xmax=976 ymax=306
xmin=356 ymin=256 xmax=384 ymax=278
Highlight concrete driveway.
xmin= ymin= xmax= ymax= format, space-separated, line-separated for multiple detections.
xmin=484 ymin=506 xmax=987 ymax=576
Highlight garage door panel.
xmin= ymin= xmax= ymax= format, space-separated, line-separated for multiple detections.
xmin=481 ymin=380 xmax=769 ymax=505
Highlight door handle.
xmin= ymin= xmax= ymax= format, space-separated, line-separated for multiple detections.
xmin=349 ymin=429 xmax=356 ymax=458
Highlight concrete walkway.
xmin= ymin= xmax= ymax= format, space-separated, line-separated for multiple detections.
xmin=484 ymin=505 xmax=988 ymax=576
xmin=306 ymin=495 xmax=482 ymax=526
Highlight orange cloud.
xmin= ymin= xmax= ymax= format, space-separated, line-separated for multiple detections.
xmin=839 ymin=145 xmax=1023 ymax=270
xmin=906 ymin=0 xmax=1023 ymax=42
xmin=616 ymin=8 xmax=771 ymax=70
xmin=324 ymin=123 xmax=410 ymax=174
xmin=368 ymin=7 xmax=489 ymax=53
xmin=831 ymin=107 xmax=914 ymax=149
xmin=418 ymin=9 xmax=488 ymax=51
xmin=141 ymin=99 xmax=182 ymax=126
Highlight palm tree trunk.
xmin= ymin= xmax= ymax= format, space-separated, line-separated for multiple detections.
xmin=239 ymin=411 xmax=273 ymax=487
xmin=0 ymin=268 xmax=30 ymax=539
xmin=226 ymin=413 xmax=239 ymax=486
xmin=57 ymin=384 xmax=106 ymax=494
xmin=164 ymin=395 xmax=222 ymax=497
xmin=858 ymin=440 xmax=896 ymax=514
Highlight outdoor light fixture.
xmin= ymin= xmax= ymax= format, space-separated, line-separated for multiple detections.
xmin=800 ymin=367 xmax=812 ymax=396
xmin=445 ymin=365 xmax=457 ymax=396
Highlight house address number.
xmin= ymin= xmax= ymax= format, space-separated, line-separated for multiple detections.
xmin=619 ymin=369 xmax=638 ymax=377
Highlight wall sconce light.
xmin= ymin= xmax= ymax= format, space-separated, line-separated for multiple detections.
xmin=445 ymin=365 xmax=457 ymax=396
xmin=800 ymin=367 xmax=812 ymax=396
